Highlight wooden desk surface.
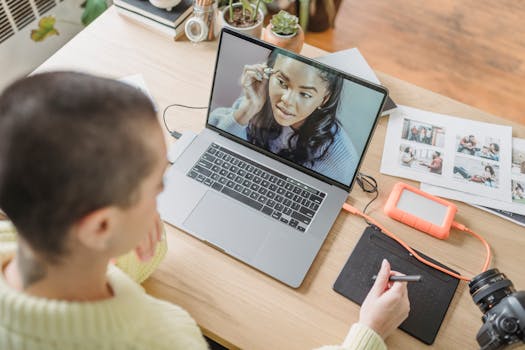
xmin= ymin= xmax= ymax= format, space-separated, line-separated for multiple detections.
xmin=34 ymin=7 xmax=525 ymax=350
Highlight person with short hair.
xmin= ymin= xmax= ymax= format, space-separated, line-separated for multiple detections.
xmin=0 ymin=72 xmax=409 ymax=350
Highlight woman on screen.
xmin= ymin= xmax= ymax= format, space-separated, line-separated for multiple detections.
xmin=209 ymin=50 xmax=358 ymax=185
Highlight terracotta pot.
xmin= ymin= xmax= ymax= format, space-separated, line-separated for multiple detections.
xmin=220 ymin=3 xmax=264 ymax=39
xmin=262 ymin=24 xmax=304 ymax=53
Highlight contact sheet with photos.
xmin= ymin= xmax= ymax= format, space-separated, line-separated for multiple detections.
xmin=380 ymin=106 xmax=512 ymax=202
xmin=421 ymin=138 xmax=525 ymax=216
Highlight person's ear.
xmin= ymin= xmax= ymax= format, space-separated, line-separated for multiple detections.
xmin=73 ymin=207 xmax=116 ymax=252
xmin=320 ymin=93 xmax=332 ymax=108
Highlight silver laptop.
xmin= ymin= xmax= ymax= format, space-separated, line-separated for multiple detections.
xmin=158 ymin=28 xmax=387 ymax=288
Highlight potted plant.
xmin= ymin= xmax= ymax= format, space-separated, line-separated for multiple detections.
xmin=220 ymin=0 xmax=271 ymax=38
xmin=262 ymin=10 xmax=304 ymax=53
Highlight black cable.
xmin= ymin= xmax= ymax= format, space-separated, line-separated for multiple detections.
xmin=355 ymin=172 xmax=379 ymax=218
xmin=162 ymin=103 xmax=208 ymax=139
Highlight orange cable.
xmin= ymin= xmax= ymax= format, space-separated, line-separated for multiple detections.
xmin=342 ymin=203 xmax=492 ymax=282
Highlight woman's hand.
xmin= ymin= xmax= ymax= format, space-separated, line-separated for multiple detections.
xmin=233 ymin=64 xmax=270 ymax=125
xmin=358 ymin=259 xmax=411 ymax=340
xmin=134 ymin=213 xmax=163 ymax=262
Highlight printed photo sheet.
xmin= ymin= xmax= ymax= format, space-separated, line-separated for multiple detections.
xmin=380 ymin=106 xmax=512 ymax=202
xmin=421 ymin=138 xmax=525 ymax=215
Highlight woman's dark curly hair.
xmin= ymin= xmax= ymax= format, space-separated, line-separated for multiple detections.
xmin=246 ymin=50 xmax=344 ymax=166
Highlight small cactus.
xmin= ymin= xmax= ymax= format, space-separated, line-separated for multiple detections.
xmin=270 ymin=10 xmax=299 ymax=36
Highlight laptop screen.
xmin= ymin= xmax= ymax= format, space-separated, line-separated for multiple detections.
xmin=207 ymin=29 xmax=387 ymax=189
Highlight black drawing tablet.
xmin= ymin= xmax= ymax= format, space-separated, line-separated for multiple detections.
xmin=333 ymin=225 xmax=460 ymax=345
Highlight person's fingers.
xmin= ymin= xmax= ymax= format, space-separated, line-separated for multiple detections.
xmin=370 ymin=259 xmax=391 ymax=296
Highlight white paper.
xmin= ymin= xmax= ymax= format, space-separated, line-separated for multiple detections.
xmin=380 ymin=106 xmax=513 ymax=201
xmin=421 ymin=138 xmax=525 ymax=215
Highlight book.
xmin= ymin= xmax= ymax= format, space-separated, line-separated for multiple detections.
xmin=113 ymin=0 xmax=193 ymax=29
xmin=316 ymin=48 xmax=397 ymax=116
xmin=115 ymin=5 xmax=190 ymax=40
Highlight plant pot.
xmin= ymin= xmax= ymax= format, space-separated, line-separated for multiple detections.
xmin=262 ymin=24 xmax=304 ymax=53
xmin=220 ymin=3 xmax=264 ymax=39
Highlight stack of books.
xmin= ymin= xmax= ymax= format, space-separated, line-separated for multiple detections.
xmin=114 ymin=0 xmax=193 ymax=40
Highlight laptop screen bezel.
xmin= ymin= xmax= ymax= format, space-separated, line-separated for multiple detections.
xmin=206 ymin=28 xmax=388 ymax=193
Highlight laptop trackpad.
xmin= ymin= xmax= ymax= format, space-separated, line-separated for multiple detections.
xmin=183 ymin=190 xmax=270 ymax=261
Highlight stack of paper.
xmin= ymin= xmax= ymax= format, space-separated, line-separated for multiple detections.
xmin=380 ymin=105 xmax=525 ymax=227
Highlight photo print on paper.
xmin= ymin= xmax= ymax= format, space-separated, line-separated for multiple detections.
xmin=401 ymin=118 xmax=445 ymax=147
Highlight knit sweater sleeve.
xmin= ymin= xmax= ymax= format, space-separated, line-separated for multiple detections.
xmin=208 ymin=97 xmax=248 ymax=140
xmin=315 ymin=323 xmax=386 ymax=350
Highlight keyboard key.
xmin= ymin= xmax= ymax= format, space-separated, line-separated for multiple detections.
xmin=250 ymin=183 xmax=259 ymax=191
xmin=222 ymin=162 xmax=231 ymax=170
xmin=269 ymin=176 xmax=278 ymax=183
xmin=285 ymin=183 xmax=293 ymax=190
xmin=243 ymin=179 xmax=251 ymax=187
xmin=261 ymin=180 xmax=269 ymax=187
xmin=261 ymin=172 xmax=269 ymax=179
xmin=214 ymin=158 xmax=223 ymax=166
xmin=272 ymin=212 xmax=282 ymax=220
xmin=291 ymin=211 xmax=311 ymax=225
xmin=275 ymin=195 xmax=284 ymax=203
xmin=285 ymin=191 xmax=294 ymax=199
xmin=193 ymin=165 xmax=211 ymax=177
xmin=289 ymin=219 xmax=298 ymax=228
xmin=246 ymin=165 xmax=254 ymax=172
xmin=218 ymin=177 xmax=227 ymax=184
xmin=320 ymin=192 xmax=326 ymax=198
xmin=254 ymin=168 xmax=262 ymax=176
xmin=277 ymin=179 xmax=285 ymax=186
xmin=227 ymin=172 xmax=236 ymax=180
xmin=293 ymin=194 xmax=302 ymax=202
xmin=262 ymin=206 xmax=273 ymax=216
xmin=310 ymin=194 xmax=323 ymax=204
xmin=250 ymin=192 xmax=259 ymax=200
xmin=212 ymin=165 xmax=221 ymax=173
xmin=267 ymin=191 xmax=275 ymax=199
xmin=310 ymin=202 xmax=320 ymax=211
xmin=196 ymin=174 xmax=205 ymax=182
xmin=276 ymin=188 xmax=285 ymax=195
xmin=283 ymin=198 xmax=292 ymax=207
xmin=258 ymin=187 xmax=267 ymax=195
xmin=202 ymin=153 xmax=215 ymax=162
xmin=238 ymin=169 xmax=246 ymax=176
xmin=221 ymin=187 xmax=263 ymax=211
xmin=266 ymin=199 xmax=276 ymax=208
xmin=291 ymin=202 xmax=300 ymax=211
xmin=226 ymin=181 xmax=235 ymax=188
xmin=188 ymin=171 xmax=198 ymax=179
xmin=230 ymin=165 xmax=238 ymax=173
xmin=204 ymin=178 xmax=213 ymax=186
xmin=297 ymin=226 xmax=306 ymax=232
xmin=280 ymin=217 xmax=289 ymax=224
xmin=198 ymin=159 xmax=213 ymax=169
xmin=299 ymin=206 xmax=315 ymax=218
xmin=216 ymin=151 xmax=224 ymax=158
xmin=212 ymin=182 xmax=223 ymax=191
xmin=234 ymin=184 xmax=243 ymax=192
xmin=293 ymin=186 xmax=302 ymax=194
xmin=283 ymin=207 xmax=292 ymax=215
xmin=257 ymin=195 xmax=267 ymax=204
xmin=208 ymin=148 xmax=216 ymax=155
xmin=242 ymin=188 xmax=251 ymax=196
xmin=269 ymin=184 xmax=278 ymax=191
xmin=275 ymin=203 xmax=284 ymax=212
xmin=211 ymin=173 xmax=220 ymax=181
xmin=231 ymin=158 xmax=239 ymax=165
xmin=238 ymin=162 xmax=246 ymax=169
xmin=253 ymin=177 xmax=262 ymax=184
xmin=246 ymin=173 xmax=254 ymax=180
xmin=301 ymin=190 xmax=310 ymax=198
xmin=301 ymin=198 xmax=309 ymax=206
xmin=235 ymin=176 xmax=243 ymax=184
xmin=219 ymin=169 xmax=228 ymax=176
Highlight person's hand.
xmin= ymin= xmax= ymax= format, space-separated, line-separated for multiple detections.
xmin=134 ymin=213 xmax=163 ymax=262
xmin=358 ymin=259 xmax=410 ymax=340
xmin=233 ymin=63 xmax=270 ymax=125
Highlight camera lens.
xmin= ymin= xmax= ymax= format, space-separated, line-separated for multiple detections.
xmin=469 ymin=268 xmax=515 ymax=314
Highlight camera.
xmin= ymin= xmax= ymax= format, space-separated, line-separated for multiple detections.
xmin=469 ymin=268 xmax=525 ymax=350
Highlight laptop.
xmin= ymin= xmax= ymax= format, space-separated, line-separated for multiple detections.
xmin=158 ymin=28 xmax=388 ymax=288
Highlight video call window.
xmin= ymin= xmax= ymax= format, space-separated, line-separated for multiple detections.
xmin=208 ymin=33 xmax=385 ymax=187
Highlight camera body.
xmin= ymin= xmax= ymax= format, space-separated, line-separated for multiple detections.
xmin=469 ymin=269 xmax=525 ymax=350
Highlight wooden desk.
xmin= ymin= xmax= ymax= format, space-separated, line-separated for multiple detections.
xmin=34 ymin=7 xmax=525 ymax=350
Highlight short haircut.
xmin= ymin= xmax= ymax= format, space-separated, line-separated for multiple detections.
xmin=0 ymin=72 xmax=158 ymax=260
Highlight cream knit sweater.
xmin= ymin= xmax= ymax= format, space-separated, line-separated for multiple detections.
xmin=0 ymin=221 xmax=385 ymax=350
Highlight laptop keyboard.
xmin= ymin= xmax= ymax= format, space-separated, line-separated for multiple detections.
xmin=186 ymin=143 xmax=326 ymax=232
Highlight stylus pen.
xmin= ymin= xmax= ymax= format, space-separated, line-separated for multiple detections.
xmin=372 ymin=275 xmax=422 ymax=282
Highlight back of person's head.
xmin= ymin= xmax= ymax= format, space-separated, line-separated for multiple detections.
xmin=0 ymin=72 xmax=158 ymax=262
